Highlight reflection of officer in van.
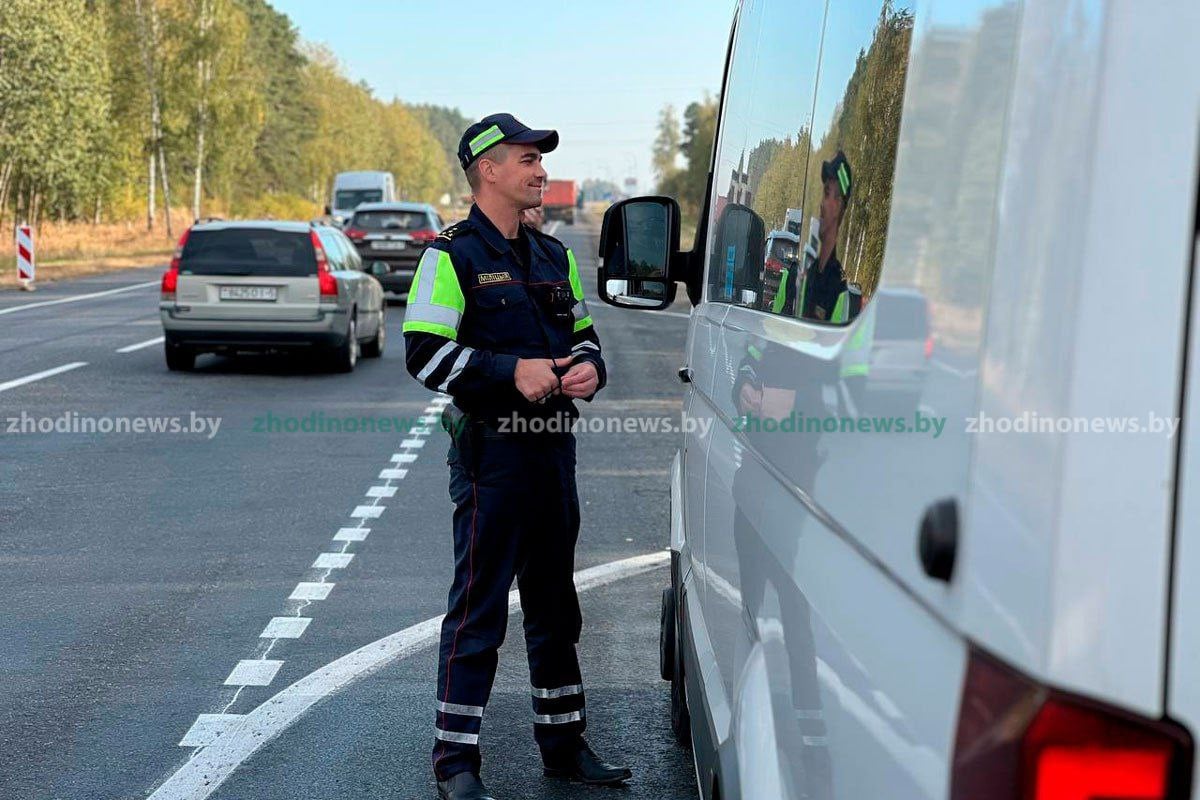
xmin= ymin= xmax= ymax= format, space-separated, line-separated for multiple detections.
xmin=799 ymin=151 xmax=855 ymax=322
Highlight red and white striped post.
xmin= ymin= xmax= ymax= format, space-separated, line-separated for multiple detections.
xmin=16 ymin=222 xmax=35 ymax=291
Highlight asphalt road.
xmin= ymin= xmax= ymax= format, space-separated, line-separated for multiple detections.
xmin=0 ymin=211 xmax=700 ymax=800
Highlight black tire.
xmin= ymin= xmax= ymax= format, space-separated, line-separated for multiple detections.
xmin=165 ymin=341 xmax=195 ymax=372
xmin=361 ymin=308 xmax=385 ymax=358
xmin=329 ymin=314 xmax=358 ymax=373
xmin=660 ymin=588 xmax=676 ymax=681
xmin=662 ymin=586 xmax=691 ymax=744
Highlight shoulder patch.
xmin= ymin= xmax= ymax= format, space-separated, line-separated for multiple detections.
xmin=436 ymin=220 xmax=472 ymax=243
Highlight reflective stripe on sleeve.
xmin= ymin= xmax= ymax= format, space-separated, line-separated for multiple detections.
xmin=437 ymin=347 xmax=474 ymax=392
xmin=417 ymin=341 xmax=458 ymax=383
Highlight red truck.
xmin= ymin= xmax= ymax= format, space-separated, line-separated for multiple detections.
xmin=542 ymin=179 xmax=577 ymax=224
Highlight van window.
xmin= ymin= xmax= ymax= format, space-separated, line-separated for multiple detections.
xmin=335 ymin=189 xmax=383 ymax=210
xmin=707 ymin=0 xmax=915 ymax=326
xmin=179 ymin=228 xmax=316 ymax=277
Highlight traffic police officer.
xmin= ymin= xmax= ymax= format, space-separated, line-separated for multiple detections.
xmin=403 ymin=113 xmax=631 ymax=800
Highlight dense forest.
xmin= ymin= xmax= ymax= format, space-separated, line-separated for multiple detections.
xmin=0 ymin=0 xmax=465 ymax=231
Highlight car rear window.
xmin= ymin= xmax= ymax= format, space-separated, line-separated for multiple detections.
xmin=875 ymin=294 xmax=929 ymax=340
xmin=335 ymin=189 xmax=383 ymax=209
xmin=180 ymin=229 xmax=316 ymax=277
xmin=351 ymin=210 xmax=428 ymax=231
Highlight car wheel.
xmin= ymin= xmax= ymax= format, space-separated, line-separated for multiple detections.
xmin=362 ymin=308 xmax=385 ymax=358
xmin=329 ymin=315 xmax=358 ymax=373
xmin=165 ymin=341 xmax=195 ymax=372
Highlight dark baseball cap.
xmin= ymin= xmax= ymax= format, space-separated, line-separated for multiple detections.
xmin=457 ymin=113 xmax=559 ymax=170
xmin=821 ymin=150 xmax=852 ymax=202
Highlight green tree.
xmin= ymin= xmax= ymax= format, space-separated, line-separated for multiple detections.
xmin=651 ymin=104 xmax=681 ymax=190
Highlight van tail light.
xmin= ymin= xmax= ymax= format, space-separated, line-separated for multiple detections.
xmin=924 ymin=334 xmax=934 ymax=359
xmin=162 ymin=227 xmax=191 ymax=301
xmin=950 ymin=649 xmax=1192 ymax=800
xmin=311 ymin=230 xmax=337 ymax=297
xmin=345 ymin=226 xmax=366 ymax=241
xmin=410 ymin=228 xmax=437 ymax=244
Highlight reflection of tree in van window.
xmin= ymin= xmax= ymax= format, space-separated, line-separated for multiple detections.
xmin=803 ymin=1 xmax=914 ymax=299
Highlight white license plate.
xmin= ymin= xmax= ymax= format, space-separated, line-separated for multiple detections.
xmin=219 ymin=285 xmax=278 ymax=301
xmin=373 ymin=241 xmax=407 ymax=251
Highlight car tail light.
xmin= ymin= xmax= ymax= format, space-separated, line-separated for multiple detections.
xmin=950 ymin=649 xmax=1192 ymax=800
xmin=924 ymin=334 xmax=934 ymax=359
xmin=345 ymin=227 xmax=366 ymax=241
xmin=410 ymin=228 xmax=437 ymax=244
xmin=162 ymin=227 xmax=190 ymax=301
xmin=311 ymin=230 xmax=337 ymax=297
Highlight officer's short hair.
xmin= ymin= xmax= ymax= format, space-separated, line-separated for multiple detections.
xmin=466 ymin=143 xmax=511 ymax=192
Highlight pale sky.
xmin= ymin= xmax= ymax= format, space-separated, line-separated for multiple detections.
xmin=270 ymin=1 xmax=736 ymax=193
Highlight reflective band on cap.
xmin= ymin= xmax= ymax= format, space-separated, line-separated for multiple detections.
xmin=435 ymin=727 xmax=479 ymax=745
xmin=837 ymin=163 xmax=850 ymax=196
xmin=438 ymin=701 xmax=484 ymax=718
xmin=532 ymin=683 xmax=583 ymax=699
xmin=469 ymin=125 xmax=504 ymax=156
xmin=534 ymin=710 xmax=585 ymax=725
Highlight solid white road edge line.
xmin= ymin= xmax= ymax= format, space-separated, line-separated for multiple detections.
xmin=146 ymin=550 xmax=669 ymax=800
xmin=0 ymin=280 xmax=158 ymax=316
xmin=0 ymin=361 xmax=88 ymax=393
xmin=117 ymin=335 xmax=165 ymax=353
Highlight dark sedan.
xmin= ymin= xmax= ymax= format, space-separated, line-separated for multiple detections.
xmin=344 ymin=201 xmax=444 ymax=302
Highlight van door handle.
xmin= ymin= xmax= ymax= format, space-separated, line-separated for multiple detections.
xmin=918 ymin=498 xmax=958 ymax=582
xmin=677 ymin=366 xmax=693 ymax=384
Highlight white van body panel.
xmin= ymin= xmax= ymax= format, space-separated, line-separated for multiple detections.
xmin=672 ymin=0 xmax=1200 ymax=797
xmin=964 ymin=0 xmax=1199 ymax=717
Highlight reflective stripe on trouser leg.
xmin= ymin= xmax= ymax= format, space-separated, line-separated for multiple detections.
xmin=432 ymin=436 xmax=526 ymax=781
xmin=518 ymin=434 xmax=586 ymax=756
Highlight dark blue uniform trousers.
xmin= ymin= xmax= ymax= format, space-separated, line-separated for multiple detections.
xmin=432 ymin=428 xmax=586 ymax=781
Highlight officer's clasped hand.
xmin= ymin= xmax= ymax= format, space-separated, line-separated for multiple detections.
xmin=558 ymin=361 xmax=599 ymax=399
xmin=515 ymin=355 xmax=575 ymax=403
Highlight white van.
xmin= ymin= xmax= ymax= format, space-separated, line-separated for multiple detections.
xmin=329 ymin=171 xmax=396 ymax=226
xmin=599 ymin=1 xmax=1200 ymax=798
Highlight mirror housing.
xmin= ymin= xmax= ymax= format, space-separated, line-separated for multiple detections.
xmin=597 ymin=196 xmax=687 ymax=310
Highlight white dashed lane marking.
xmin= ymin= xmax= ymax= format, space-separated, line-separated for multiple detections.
xmin=334 ymin=527 xmax=370 ymax=542
xmin=0 ymin=361 xmax=88 ymax=394
xmin=260 ymin=618 xmax=311 ymax=639
xmin=149 ymin=552 xmax=669 ymax=800
xmin=170 ymin=395 xmax=450 ymax=754
xmin=116 ymin=335 xmax=164 ymax=353
xmin=312 ymin=553 xmax=354 ymax=569
xmin=224 ymin=660 xmax=283 ymax=687
xmin=289 ymin=582 xmax=334 ymax=601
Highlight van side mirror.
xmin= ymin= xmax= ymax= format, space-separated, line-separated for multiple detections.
xmin=598 ymin=196 xmax=681 ymax=310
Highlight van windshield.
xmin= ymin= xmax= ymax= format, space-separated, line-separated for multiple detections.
xmin=335 ymin=189 xmax=383 ymax=210
xmin=179 ymin=228 xmax=316 ymax=277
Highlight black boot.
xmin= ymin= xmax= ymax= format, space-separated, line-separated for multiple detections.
xmin=543 ymin=742 xmax=632 ymax=785
xmin=437 ymin=771 xmax=496 ymax=800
